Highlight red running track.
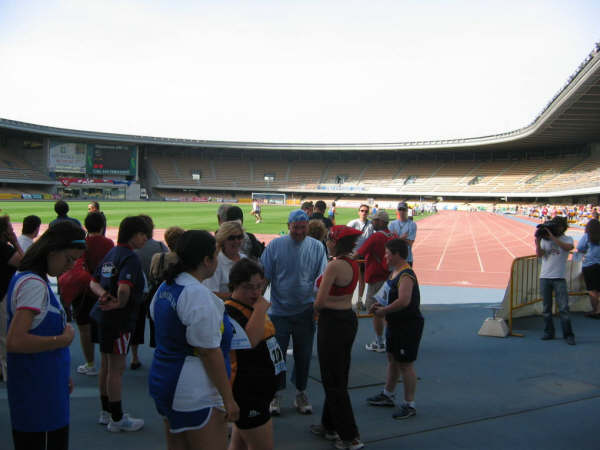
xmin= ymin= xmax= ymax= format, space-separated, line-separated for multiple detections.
xmin=412 ymin=211 xmax=537 ymax=289
xmin=15 ymin=211 xmax=535 ymax=289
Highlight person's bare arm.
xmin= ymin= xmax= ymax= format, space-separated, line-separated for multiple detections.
xmin=244 ymin=297 xmax=271 ymax=347
xmin=371 ymin=276 xmax=414 ymax=316
xmin=7 ymin=309 xmax=75 ymax=353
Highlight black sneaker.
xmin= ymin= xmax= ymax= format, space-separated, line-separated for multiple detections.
xmin=367 ymin=391 xmax=395 ymax=406
xmin=392 ymin=403 xmax=416 ymax=420
xmin=565 ymin=335 xmax=576 ymax=346
xmin=541 ymin=334 xmax=554 ymax=340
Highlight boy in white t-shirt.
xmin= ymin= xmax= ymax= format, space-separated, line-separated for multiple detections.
xmin=535 ymin=217 xmax=575 ymax=345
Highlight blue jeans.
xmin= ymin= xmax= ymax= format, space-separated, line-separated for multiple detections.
xmin=540 ymin=278 xmax=574 ymax=338
xmin=270 ymin=305 xmax=316 ymax=392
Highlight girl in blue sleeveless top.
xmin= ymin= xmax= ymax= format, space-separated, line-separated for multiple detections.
xmin=6 ymin=221 xmax=86 ymax=450
xmin=149 ymin=230 xmax=237 ymax=450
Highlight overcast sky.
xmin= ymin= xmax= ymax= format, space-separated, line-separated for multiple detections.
xmin=1 ymin=0 xmax=599 ymax=143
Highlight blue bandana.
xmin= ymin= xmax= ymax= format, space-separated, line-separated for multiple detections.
xmin=288 ymin=210 xmax=309 ymax=223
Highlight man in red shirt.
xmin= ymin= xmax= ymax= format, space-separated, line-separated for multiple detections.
xmin=355 ymin=210 xmax=397 ymax=352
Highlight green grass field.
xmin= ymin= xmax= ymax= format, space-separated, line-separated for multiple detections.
xmin=0 ymin=201 xmax=431 ymax=235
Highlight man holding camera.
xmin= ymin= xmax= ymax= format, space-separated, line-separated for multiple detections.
xmin=535 ymin=216 xmax=576 ymax=345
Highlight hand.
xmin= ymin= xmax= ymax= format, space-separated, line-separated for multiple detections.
xmin=99 ymin=294 xmax=120 ymax=311
xmin=61 ymin=324 xmax=76 ymax=346
xmin=254 ymin=296 xmax=271 ymax=311
xmin=370 ymin=303 xmax=385 ymax=317
xmin=224 ymin=398 xmax=240 ymax=423
xmin=68 ymin=377 xmax=74 ymax=394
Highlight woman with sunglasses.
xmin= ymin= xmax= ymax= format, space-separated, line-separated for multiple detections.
xmin=203 ymin=221 xmax=246 ymax=299
xmin=311 ymin=225 xmax=364 ymax=450
xmin=5 ymin=221 xmax=86 ymax=450
xmin=226 ymin=258 xmax=284 ymax=450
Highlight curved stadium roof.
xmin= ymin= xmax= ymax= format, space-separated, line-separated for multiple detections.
xmin=1 ymin=44 xmax=600 ymax=152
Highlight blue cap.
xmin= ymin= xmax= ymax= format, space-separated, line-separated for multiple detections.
xmin=288 ymin=210 xmax=309 ymax=223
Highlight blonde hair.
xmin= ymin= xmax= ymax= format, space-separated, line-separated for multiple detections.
xmin=216 ymin=221 xmax=244 ymax=251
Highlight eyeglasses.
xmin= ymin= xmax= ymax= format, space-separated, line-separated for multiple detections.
xmin=227 ymin=234 xmax=244 ymax=241
xmin=359 ymin=209 xmax=369 ymax=213
xmin=240 ymin=282 xmax=263 ymax=291
xmin=398 ymin=208 xmax=407 ymax=211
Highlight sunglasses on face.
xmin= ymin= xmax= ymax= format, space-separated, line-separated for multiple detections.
xmin=359 ymin=209 xmax=369 ymax=213
xmin=227 ymin=234 xmax=244 ymax=241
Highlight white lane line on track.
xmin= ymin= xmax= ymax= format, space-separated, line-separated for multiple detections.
xmin=468 ymin=214 xmax=485 ymax=272
xmin=436 ymin=212 xmax=459 ymax=271
xmin=476 ymin=213 xmax=516 ymax=259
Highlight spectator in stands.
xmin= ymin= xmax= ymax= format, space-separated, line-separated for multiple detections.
xmin=225 ymin=205 xmax=265 ymax=259
xmin=354 ymin=210 xmax=397 ymax=353
xmin=50 ymin=200 xmax=82 ymax=228
xmin=367 ymin=239 xmax=424 ymax=421
xmin=5 ymin=221 xmax=85 ymax=450
xmin=0 ymin=215 xmax=24 ymax=382
xmin=131 ymin=215 xmax=168 ymax=370
xmin=535 ymin=216 xmax=576 ymax=345
xmin=203 ymin=221 xmax=246 ymax=299
xmin=72 ymin=212 xmax=114 ymax=376
xmin=89 ymin=216 xmax=149 ymax=432
xmin=18 ymin=215 xmax=41 ymax=253
xmin=347 ymin=204 xmax=374 ymax=310
xmin=147 ymin=226 xmax=185 ymax=348
xmin=577 ymin=219 xmax=600 ymax=319
xmin=389 ymin=202 xmax=417 ymax=267
xmin=312 ymin=225 xmax=363 ymax=450
xmin=372 ymin=204 xmax=379 ymax=215
xmin=310 ymin=200 xmax=333 ymax=229
xmin=251 ymin=198 xmax=263 ymax=224
xmin=261 ymin=210 xmax=327 ymax=416
xmin=87 ymin=201 xmax=106 ymax=235
xmin=226 ymin=259 xmax=282 ymax=450
xmin=149 ymin=230 xmax=238 ymax=450
xmin=301 ymin=201 xmax=314 ymax=217
xmin=217 ymin=204 xmax=232 ymax=226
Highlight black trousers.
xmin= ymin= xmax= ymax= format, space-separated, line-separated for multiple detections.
xmin=12 ymin=425 xmax=69 ymax=450
xmin=317 ymin=308 xmax=359 ymax=441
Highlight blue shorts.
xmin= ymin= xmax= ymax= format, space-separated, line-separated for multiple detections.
xmin=160 ymin=406 xmax=212 ymax=433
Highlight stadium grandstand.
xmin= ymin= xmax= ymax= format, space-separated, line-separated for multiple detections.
xmin=1 ymin=42 xmax=599 ymax=205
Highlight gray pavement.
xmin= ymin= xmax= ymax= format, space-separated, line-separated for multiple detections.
xmin=1 ymin=303 xmax=599 ymax=449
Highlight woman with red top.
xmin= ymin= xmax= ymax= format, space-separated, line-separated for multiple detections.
xmin=311 ymin=225 xmax=364 ymax=450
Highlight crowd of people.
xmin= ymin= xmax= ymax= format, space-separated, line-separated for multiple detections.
xmin=2 ymin=197 xmax=600 ymax=449
xmin=525 ymin=203 xmax=599 ymax=225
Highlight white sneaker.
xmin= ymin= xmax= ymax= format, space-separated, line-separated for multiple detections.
xmin=269 ymin=396 xmax=281 ymax=416
xmin=365 ymin=341 xmax=386 ymax=353
xmin=107 ymin=413 xmax=144 ymax=432
xmin=77 ymin=363 xmax=98 ymax=376
xmin=294 ymin=392 xmax=313 ymax=414
xmin=98 ymin=410 xmax=110 ymax=425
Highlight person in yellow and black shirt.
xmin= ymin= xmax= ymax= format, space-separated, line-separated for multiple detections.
xmin=225 ymin=259 xmax=285 ymax=450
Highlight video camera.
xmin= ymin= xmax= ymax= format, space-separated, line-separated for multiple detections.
xmin=535 ymin=217 xmax=563 ymax=240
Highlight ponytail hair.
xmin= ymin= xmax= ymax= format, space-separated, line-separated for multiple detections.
xmin=19 ymin=221 xmax=86 ymax=278
xmin=164 ymin=230 xmax=216 ymax=284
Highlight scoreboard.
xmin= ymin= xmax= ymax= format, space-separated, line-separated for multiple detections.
xmin=88 ymin=144 xmax=137 ymax=176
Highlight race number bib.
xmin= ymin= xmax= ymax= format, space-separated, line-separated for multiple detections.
xmin=266 ymin=337 xmax=286 ymax=375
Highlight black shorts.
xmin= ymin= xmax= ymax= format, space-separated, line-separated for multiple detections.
xmin=72 ymin=291 xmax=97 ymax=326
xmin=583 ymin=264 xmax=600 ymax=291
xmin=233 ymin=376 xmax=276 ymax=430
xmin=386 ymin=318 xmax=424 ymax=363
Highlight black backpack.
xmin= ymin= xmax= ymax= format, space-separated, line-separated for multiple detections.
xmin=246 ymin=232 xmax=265 ymax=259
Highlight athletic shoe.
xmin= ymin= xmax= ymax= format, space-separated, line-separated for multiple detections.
xmin=367 ymin=391 xmax=395 ymax=407
xmin=98 ymin=410 xmax=110 ymax=425
xmin=269 ymin=396 xmax=281 ymax=416
xmin=294 ymin=392 xmax=313 ymax=414
xmin=566 ymin=335 xmax=576 ymax=346
xmin=334 ymin=438 xmax=365 ymax=449
xmin=365 ymin=341 xmax=386 ymax=352
xmin=309 ymin=424 xmax=339 ymax=441
xmin=541 ymin=334 xmax=554 ymax=340
xmin=392 ymin=403 xmax=417 ymax=420
xmin=77 ymin=363 xmax=98 ymax=376
xmin=107 ymin=414 xmax=144 ymax=432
